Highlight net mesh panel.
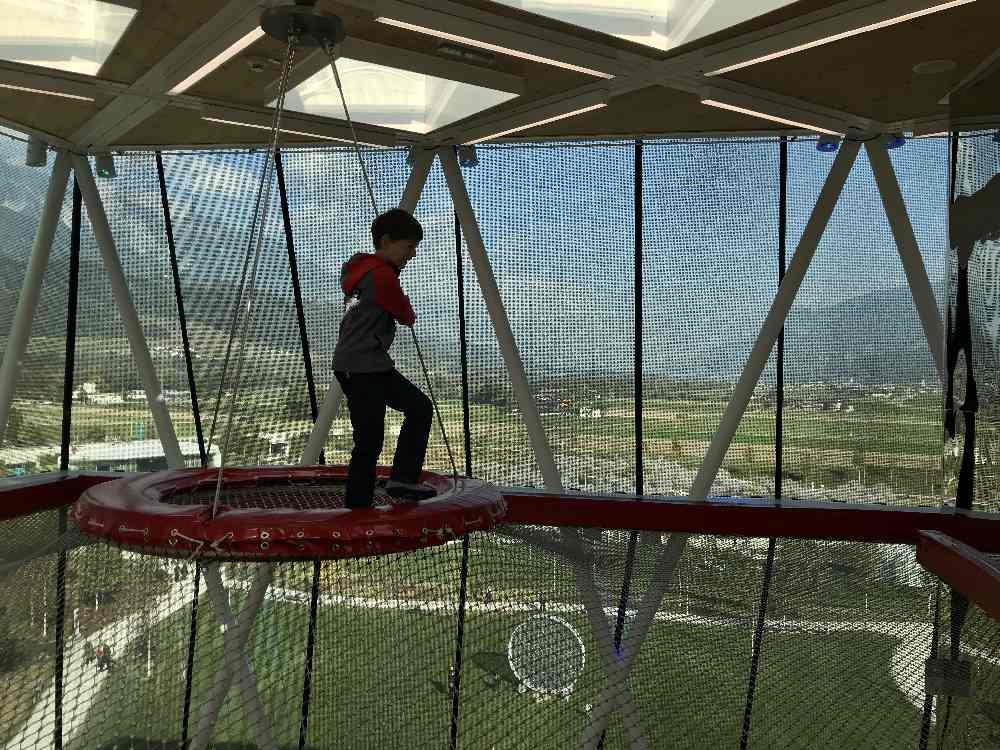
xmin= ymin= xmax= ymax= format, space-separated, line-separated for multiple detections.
xmin=281 ymin=147 xmax=465 ymax=474
xmin=160 ymin=150 xmax=306 ymax=468
xmin=173 ymin=479 xmax=398 ymax=510
xmin=461 ymin=142 xmax=636 ymax=491
xmin=71 ymin=153 xmax=199 ymax=472
xmin=642 ymin=139 xmax=779 ymax=497
xmin=0 ymin=131 xmax=987 ymax=749
xmin=784 ymin=139 xmax=948 ymax=506
xmin=0 ymin=134 xmax=72 ymax=477
xmin=953 ymin=132 xmax=999 ymax=512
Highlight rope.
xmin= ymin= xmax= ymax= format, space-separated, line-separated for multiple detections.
xmin=321 ymin=40 xmax=460 ymax=484
xmin=210 ymin=31 xmax=299 ymax=518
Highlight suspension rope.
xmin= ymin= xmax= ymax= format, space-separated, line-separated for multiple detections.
xmin=321 ymin=41 xmax=460 ymax=483
xmin=210 ymin=30 xmax=299 ymax=518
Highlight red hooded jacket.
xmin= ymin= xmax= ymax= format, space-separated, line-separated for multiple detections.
xmin=331 ymin=253 xmax=415 ymax=373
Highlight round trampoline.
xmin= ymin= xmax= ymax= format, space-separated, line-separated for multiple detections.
xmin=72 ymin=465 xmax=507 ymax=560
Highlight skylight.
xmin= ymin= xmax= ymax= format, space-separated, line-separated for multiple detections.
xmin=0 ymin=0 xmax=137 ymax=76
xmin=278 ymin=58 xmax=519 ymax=134
xmin=489 ymin=0 xmax=798 ymax=51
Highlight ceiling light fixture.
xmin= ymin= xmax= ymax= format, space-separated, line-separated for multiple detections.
xmin=707 ymin=0 xmax=976 ymax=76
xmin=0 ymin=83 xmax=94 ymax=101
xmin=169 ymin=28 xmax=267 ymax=95
xmin=701 ymin=99 xmax=842 ymax=136
xmin=202 ymin=115 xmax=388 ymax=147
xmin=375 ymin=16 xmax=614 ymax=79
xmin=469 ymin=102 xmax=607 ymax=144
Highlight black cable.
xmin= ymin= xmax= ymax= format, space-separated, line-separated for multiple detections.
xmin=740 ymin=136 xmax=787 ymax=750
xmin=919 ymin=583 xmax=943 ymax=750
xmin=448 ymin=207 xmax=474 ymax=750
xmin=449 ymin=535 xmax=471 ymax=749
xmin=60 ymin=179 xmax=81 ymax=472
xmin=156 ymin=151 xmax=208 ymax=467
xmin=53 ymin=177 xmax=82 ymax=750
xmin=180 ymin=564 xmax=201 ymax=748
xmin=298 ymin=559 xmax=322 ymax=749
xmin=613 ymin=138 xmax=645 ymax=650
xmin=274 ymin=149 xmax=323 ymax=462
xmin=456 ymin=212 xmax=473 ymax=478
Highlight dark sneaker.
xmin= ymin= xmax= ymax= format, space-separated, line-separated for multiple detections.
xmin=385 ymin=480 xmax=437 ymax=501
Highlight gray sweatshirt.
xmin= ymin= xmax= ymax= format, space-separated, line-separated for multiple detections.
xmin=331 ymin=253 xmax=415 ymax=373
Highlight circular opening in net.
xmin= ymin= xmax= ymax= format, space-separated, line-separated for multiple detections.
xmin=507 ymin=615 xmax=586 ymax=697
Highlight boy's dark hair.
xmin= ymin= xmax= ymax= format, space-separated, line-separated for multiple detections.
xmin=371 ymin=208 xmax=423 ymax=248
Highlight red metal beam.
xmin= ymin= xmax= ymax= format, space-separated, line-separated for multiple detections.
xmin=917 ymin=531 xmax=1000 ymax=621
xmin=0 ymin=471 xmax=126 ymax=521
xmin=502 ymin=491 xmax=1000 ymax=553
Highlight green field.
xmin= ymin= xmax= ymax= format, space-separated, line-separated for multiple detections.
xmin=2 ymin=386 xmax=981 ymax=511
xmin=67 ymin=594 xmax=927 ymax=750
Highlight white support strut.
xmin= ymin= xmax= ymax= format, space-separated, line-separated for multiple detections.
xmin=439 ymin=146 xmax=648 ymax=749
xmin=0 ymin=151 xmax=71 ymax=447
xmin=190 ymin=563 xmax=277 ymax=750
xmin=581 ymin=137 xmax=864 ymax=746
xmin=71 ymin=154 xmax=185 ymax=469
xmin=438 ymin=146 xmax=562 ymax=490
xmin=865 ymin=138 xmax=946 ymax=383
xmin=300 ymin=146 xmax=435 ymax=465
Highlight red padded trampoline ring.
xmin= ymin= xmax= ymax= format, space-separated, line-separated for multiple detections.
xmin=72 ymin=465 xmax=506 ymax=560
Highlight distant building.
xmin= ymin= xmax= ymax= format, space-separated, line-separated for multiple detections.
xmin=68 ymin=439 xmax=220 ymax=472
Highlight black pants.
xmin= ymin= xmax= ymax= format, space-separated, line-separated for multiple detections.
xmin=335 ymin=369 xmax=433 ymax=507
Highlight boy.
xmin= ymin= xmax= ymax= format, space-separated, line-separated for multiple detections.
xmin=332 ymin=208 xmax=436 ymax=508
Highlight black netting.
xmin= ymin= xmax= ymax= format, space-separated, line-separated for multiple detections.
xmin=642 ymin=139 xmax=779 ymax=498
xmin=952 ymin=133 xmax=999 ymax=513
xmin=462 ymin=141 xmax=636 ymax=491
xmin=784 ymin=139 xmax=948 ymax=506
xmin=280 ymin=146 xmax=465 ymax=474
xmin=70 ymin=153 xmax=200 ymax=472
xmin=3 ymin=126 xmax=997 ymax=750
xmin=0 ymin=137 xmax=72 ymax=477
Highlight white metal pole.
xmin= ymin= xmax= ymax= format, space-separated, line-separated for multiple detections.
xmin=0 ymin=151 xmax=71 ymax=446
xmin=440 ymin=146 xmax=647 ymax=749
xmin=439 ymin=146 xmax=563 ymax=491
xmin=191 ymin=563 xmax=277 ymax=750
xmin=71 ymin=153 xmax=185 ymax=469
xmin=400 ymin=147 xmax=435 ymax=214
xmin=582 ymin=137 xmax=863 ymax=746
xmin=689 ymin=136 xmax=861 ymax=502
xmin=866 ymin=139 xmax=946 ymax=383
xmin=300 ymin=147 xmax=436 ymax=465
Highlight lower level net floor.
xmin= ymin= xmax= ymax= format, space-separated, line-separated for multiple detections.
xmin=2 ymin=513 xmax=1000 ymax=749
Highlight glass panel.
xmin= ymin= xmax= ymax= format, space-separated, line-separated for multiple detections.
xmin=491 ymin=0 xmax=797 ymax=51
xmin=280 ymin=58 xmax=518 ymax=134
xmin=0 ymin=0 xmax=137 ymax=76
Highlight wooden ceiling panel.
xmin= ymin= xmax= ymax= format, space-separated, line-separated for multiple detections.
xmin=519 ymin=85 xmax=785 ymax=140
xmin=722 ymin=2 xmax=1000 ymax=124
xmin=113 ymin=103 xmax=370 ymax=149
xmin=187 ymin=2 xmax=586 ymax=106
xmin=98 ymin=0 xmax=231 ymax=84
xmin=662 ymin=0 xmax=837 ymax=61
xmin=0 ymin=90 xmax=109 ymax=143
xmin=952 ymin=66 xmax=1000 ymax=124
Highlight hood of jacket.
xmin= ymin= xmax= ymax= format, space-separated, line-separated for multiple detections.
xmin=341 ymin=253 xmax=398 ymax=296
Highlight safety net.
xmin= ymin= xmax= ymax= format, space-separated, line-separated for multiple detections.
xmin=2 ymin=123 xmax=999 ymax=749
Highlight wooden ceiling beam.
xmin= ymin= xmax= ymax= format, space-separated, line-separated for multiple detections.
xmin=266 ymin=36 xmax=526 ymax=104
xmin=70 ymin=0 xmax=277 ymax=149
xmin=657 ymin=0 xmax=976 ymax=77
